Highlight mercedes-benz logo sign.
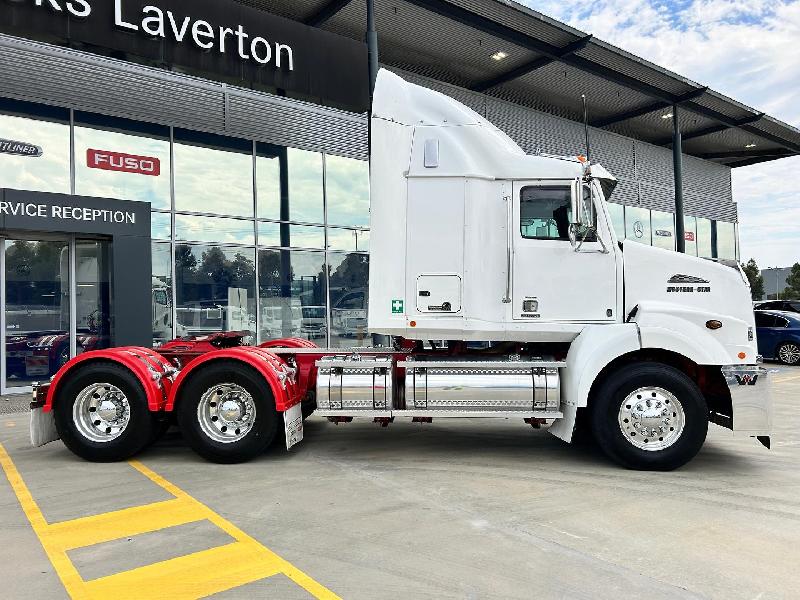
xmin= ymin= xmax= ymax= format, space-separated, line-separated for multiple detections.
xmin=633 ymin=221 xmax=644 ymax=239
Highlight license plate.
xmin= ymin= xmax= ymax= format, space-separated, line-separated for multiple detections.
xmin=283 ymin=403 xmax=304 ymax=450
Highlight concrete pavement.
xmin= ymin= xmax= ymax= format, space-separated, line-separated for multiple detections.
xmin=0 ymin=365 xmax=798 ymax=599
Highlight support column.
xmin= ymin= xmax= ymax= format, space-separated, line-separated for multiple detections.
xmin=673 ymin=104 xmax=686 ymax=253
xmin=366 ymin=0 xmax=379 ymax=96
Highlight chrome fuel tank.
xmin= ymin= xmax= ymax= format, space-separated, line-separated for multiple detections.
xmin=316 ymin=356 xmax=393 ymax=411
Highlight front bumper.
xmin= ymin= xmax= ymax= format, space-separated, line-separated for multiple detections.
xmin=721 ymin=363 xmax=772 ymax=436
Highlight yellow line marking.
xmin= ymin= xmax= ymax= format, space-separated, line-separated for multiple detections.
xmin=0 ymin=443 xmax=341 ymax=600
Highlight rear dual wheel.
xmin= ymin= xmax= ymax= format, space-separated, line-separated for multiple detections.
xmin=54 ymin=363 xmax=157 ymax=462
xmin=590 ymin=363 xmax=708 ymax=471
xmin=176 ymin=362 xmax=280 ymax=464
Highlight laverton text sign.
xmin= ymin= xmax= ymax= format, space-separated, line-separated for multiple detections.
xmin=4 ymin=0 xmax=370 ymax=111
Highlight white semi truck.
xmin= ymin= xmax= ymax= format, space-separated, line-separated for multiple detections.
xmin=30 ymin=70 xmax=771 ymax=470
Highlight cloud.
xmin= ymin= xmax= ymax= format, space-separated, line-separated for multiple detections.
xmin=520 ymin=0 xmax=800 ymax=267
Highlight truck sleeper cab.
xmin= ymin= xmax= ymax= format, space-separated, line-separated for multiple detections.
xmin=28 ymin=70 xmax=771 ymax=470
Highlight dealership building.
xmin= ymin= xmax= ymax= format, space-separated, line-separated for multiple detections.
xmin=0 ymin=0 xmax=798 ymax=393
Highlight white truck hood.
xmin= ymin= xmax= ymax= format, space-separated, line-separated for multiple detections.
xmin=623 ymin=241 xmax=757 ymax=364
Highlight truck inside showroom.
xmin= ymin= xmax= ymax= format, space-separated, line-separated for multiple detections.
xmin=30 ymin=70 xmax=772 ymax=471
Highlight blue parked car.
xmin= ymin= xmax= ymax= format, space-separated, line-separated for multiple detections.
xmin=755 ymin=310 xmax=800 ymax=365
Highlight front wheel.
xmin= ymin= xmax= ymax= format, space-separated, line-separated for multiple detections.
xmin=176 ymin=362 xmax=280 ymax=463
xmin=776 ymin=342 xmax=800 ymax=365
xmin=54 ymin=363 xmax=155 ymax=462
xmin=590 ymin=363 xmax=708 ymax=471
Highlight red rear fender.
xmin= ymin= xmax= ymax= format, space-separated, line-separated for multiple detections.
xmin=44 ymin=347 xmax=175 ymax=413
xmin=166 ymin=347 xmax=301 ymax=412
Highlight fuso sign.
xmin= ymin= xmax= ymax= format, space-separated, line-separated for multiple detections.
xmin=87 ymin=149 xmax=161 ymax=176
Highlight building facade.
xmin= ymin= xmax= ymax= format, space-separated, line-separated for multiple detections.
xmin=0 ymin=0 xmax=788 ymax=393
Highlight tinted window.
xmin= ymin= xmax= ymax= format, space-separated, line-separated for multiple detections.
xmin=790 ymin=303 xmax=800 ymax=312
xmin=774 ymin=316 xmax=790 ymax=328
xmin=520 ymin=186 xmax=571 ymax=240
xmin=755 ymin=313 xmax=776 ymax=328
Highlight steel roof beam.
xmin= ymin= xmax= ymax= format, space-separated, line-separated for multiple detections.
xmin=470 ymin=35 xmax=592 ymax=93
xmin=658 ymin=113 xmax=766 ymax=147
xmin=591 ymin=87 xmax=707 ymax=128
xmin=304 ymin=0 xmax=353 ymax=27
xmin=697 ymin=149 xmax=794 ymax=160
xmin=401 ymin=0 xmax=800 ymax=154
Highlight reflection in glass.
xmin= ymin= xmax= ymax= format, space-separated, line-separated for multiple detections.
xmin=651 ymin=210 xmax=675 ymax=251
xmin=152 ymin=242 xmax=174 ymax=346
xmin=329 ymin=253 xmax=370 ymax=348
xmin=174 ymin=133 xmax=253 ymax=217
xmin=75 ymin=240 xmax=112 ymax=352
xmin=328 ymin=228 xmax=370 ymax=252
xmin=0 ymin=113 xmax=70 ymax=194
xmin=4 ymin=239 xmax=70 ymax=389
xmin=256 ymin=145 xmax=282 ymax=220
xmin=697 ymin=218 xmax=712 ymax=258
xmin=717 ymin=221 xmax=737 ymax=260
xmin=683 ymin=216 xmax=697 ymax=256
xmin=151 ymin=212 xmax=172 ymax=240
xmin=607 ymin=203 xmax=625 ymax=239
xmin=625 ymin=207 xmax=651 ymax=245
xmin=325 ymin=155 xmax=370 ymax=227
xmin=258 ymin=222 xmax=325 ymax=249
xmin=175 ymin=214 xmax=254 ymax=245
xmin=74 ymin=125 xmax=170 ymax=209
xmin=175 ymin=245 xmax=256 ymax=336
xmin=258 ymin=249 xmax=326 ymax=343
xmin=287 ymin=148 xmax=324 ymax=224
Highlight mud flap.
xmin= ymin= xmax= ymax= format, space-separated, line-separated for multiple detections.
xmin=284 ymin=403 xmax=304 ymax=450
xmin=30 ymin=407 xmax=59 ymax=447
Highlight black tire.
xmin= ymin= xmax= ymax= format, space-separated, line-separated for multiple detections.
xmin=776 ymin=342 xmax=800 ymax=365
xmin=54 ymin=362 xmax=155 ymax=462
xmin=176 ymin=362 xmax=280 ymax=463
xmin=590 ymin=362 xmax=708 ymax=471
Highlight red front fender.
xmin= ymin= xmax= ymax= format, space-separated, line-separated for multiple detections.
xmin=44 ymin=347 xmax=175 ymax=413
xmin=166 ymin=347 xmax=300 ymax=413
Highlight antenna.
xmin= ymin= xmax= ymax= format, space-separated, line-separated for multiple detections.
xmin=581 ymin=94 xmax=591 ymax=162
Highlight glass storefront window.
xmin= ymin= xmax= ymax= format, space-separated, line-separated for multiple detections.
xmin=4 ymin=239 xmax=70 ymax=389
xmin=174 ymin=131 xmax=254 ymax=217
xmin=74 ymin=118 xmax=170 ymax=209
xmin=328 ymin=227 xmax=370 ymax=252
xmin=258 ymin=249 xmax=326 ymax=344
xmin=151 ymin=212 xmax=172 ymax=240
xmin=325 ymin=155 xmax=370 ymax=227
xmin=256 ymin=144 xmax=282 ymax=221
xmin=152 ymin=242 xmax=173 ymax=346
xmin=651 ymin=210 xmax=675 ymax=251
xmin=0 ymin=112 xmax=70 ymax=194
xmin=175 ymin=214 xmax=255 ymax=245
xmin=258 ymin=222 xmax=325 ymax=249
xmin=697 ymin=218 xmax=712 ymax=258
xmin=683 ymin=216 xmax=698 ymax=256
xmin=175 ymin=244 xmax=256 ymax=337
xmin=625 ymin=207 xmax=651 ymax=245
xmin=75 ymin=240 xmax=112 ymax=351
xmin=606 ymin=203 xmax=625 ymax=239
xmin=329 ymin=252 xmax=370 ymax=348
xmin=287 ymin=148 xmax=324 ymax=224
xmin=717 ymin=221 xmax=737 ymax=260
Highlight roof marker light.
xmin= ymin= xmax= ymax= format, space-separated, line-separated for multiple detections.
xmin=491 ymin=51 xmax=508 ymax=61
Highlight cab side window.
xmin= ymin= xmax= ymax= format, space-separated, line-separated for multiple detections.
xmin=520 ymin=186 xmax=571 ymax=240
xmin=755 ymin=313 xmax=776 ymax=328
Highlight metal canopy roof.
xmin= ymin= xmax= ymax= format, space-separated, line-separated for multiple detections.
xmin=237 ymin=0 xmax=800 ymax=167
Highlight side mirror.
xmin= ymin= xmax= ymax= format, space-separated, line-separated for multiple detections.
xmin=569 ymin=179 xmax=602 ymax=251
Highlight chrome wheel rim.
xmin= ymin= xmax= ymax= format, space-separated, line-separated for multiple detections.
xmin=618 ymin=387 xmax=685 ymax=451
xmin=779 ymin=344 xmax=800 ymax=365
xmin=197 ymin=383 xmax=256 ymax=444
xmin=73 ymin=383 xmax=131 ymax=443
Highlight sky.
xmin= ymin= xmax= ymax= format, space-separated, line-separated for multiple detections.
xmin=519 ymin=0 xmax=800 ymax=268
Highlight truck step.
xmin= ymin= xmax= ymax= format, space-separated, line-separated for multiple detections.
xmin=314 ymin=410 xmax=563 ymax=420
